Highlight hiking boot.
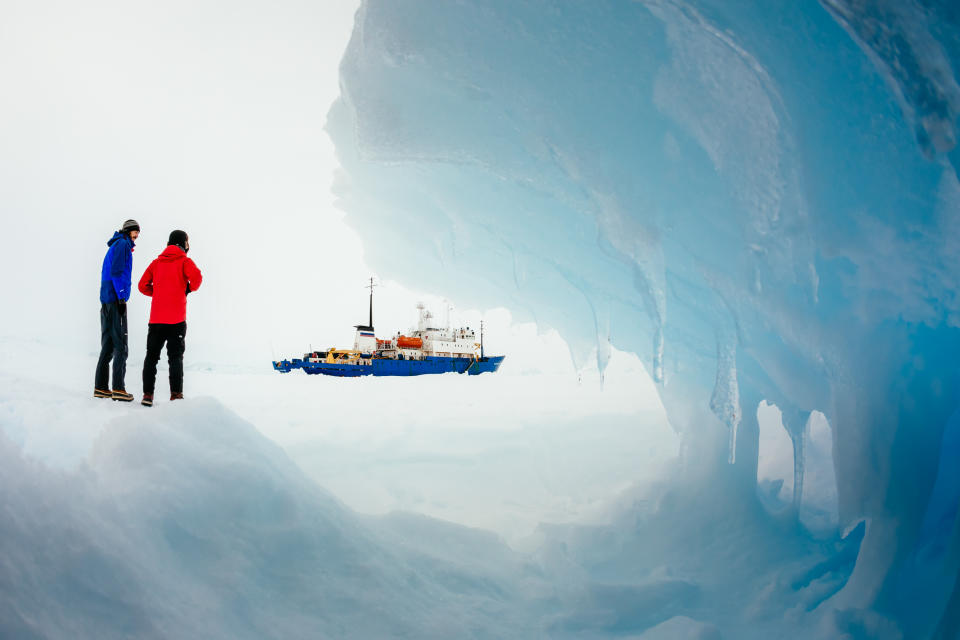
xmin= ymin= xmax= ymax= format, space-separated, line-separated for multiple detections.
xmin=141 ymin=393 xmax=154 ymax=407
xmin=112 ymin=389 xmax=134 ymax=402
xmin=94 ymin=388 xmax=112 ymax=399
xmin=170 ymin=392 xmax=184 ymax=401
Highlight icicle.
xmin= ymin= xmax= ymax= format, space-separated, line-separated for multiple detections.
xmin=728 ymin=421 xmax=739 ymax=465
xmin=709 ymin=331 xmax=741 ymax=464
xmin=631 ymin=261 xmax=667 ymax=385
xmin=784 ymin=410 xmax=812 ymax=512
xmin=653 ymin=326 xmax=665 ymax=384
xmin=792 ymin=427 xmax=805 ymax=510
xmin=595 ymin=307 xmax=611 ymax=388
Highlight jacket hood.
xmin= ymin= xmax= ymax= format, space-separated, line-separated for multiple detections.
xmin=107 ymin=231 xmax=135 ymax=249
xmin=157 ymin=245 xmax=186 ymax=262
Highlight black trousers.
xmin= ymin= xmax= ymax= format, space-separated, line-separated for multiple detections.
xmin=142 ymin=322 xmax=187 ymax=395
xmin=95 ymin=302 xmax=128 ymax=391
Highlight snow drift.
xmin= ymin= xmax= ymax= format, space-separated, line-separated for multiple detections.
xmin=0 ymin=387 xmax=896 ymax=638
xmin=0 ymin=398 xmax=544 ymax=639
xmin=327 ymin=0 xmax=960 ymax=635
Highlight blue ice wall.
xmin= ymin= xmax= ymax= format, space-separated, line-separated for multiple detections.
xmin=327 ymin=0 xmax=960 ymax=630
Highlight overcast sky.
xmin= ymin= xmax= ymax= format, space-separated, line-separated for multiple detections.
xmin=0 ymin=0 xmax=616 ymax=380
xmin=1 ymin=0 xmax=356 ymax=356
xmin=0 ymin=1 xmax=561 ymax=370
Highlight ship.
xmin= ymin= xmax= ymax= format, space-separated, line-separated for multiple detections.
xmin=272 ymin=280 xmax=505 ymax=377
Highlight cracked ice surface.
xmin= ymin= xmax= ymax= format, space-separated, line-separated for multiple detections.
xmin=329 ymin=0 xmax=960 ymax=633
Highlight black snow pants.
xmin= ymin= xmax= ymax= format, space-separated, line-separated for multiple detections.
xmin=142 ymin=322 xmax=187 ymax=395
xmin=95 ymin=302 xmax=128 ymax=391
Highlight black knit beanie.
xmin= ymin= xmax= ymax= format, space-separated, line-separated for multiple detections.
xmin=121 ymin=219 xmax=140 ymax=234
xmin=168 ymin=230 xmax=189 ymax=251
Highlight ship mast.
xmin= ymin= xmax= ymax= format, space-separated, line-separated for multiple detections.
xmin=480 ymin=320 xmax=485 ymax=359
xmin=366 ymin=277 xmax=376 ymax=329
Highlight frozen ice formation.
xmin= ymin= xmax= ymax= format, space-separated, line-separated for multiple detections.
xmin=327 ymin=0 xmax=960 ymax=632
xmin=822 ymin=0 xmax=960 ymax=158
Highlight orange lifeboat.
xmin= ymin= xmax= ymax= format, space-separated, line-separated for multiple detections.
xmin=396 ymin=335 xmax=423 ymax=348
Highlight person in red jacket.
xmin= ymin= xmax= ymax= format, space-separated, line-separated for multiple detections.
xmin=138 ymin=230 xmax=203 ymax=406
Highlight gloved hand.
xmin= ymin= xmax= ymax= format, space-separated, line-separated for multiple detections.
xmin=185 ymin=283 xmax=191 ymax=295
xmin=118 ymin=299 xmax=127 ymax=314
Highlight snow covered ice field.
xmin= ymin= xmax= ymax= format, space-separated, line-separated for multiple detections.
xmin=0 ymin=336 xmax=678 ymax=547
xmin=0 ymin=337 xmax=866 ymax=639
xmin=0 ymin=341 xmax=546 ymax=639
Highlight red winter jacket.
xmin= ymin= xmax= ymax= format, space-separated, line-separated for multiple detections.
xmin=138 ymin=246 xmax=203 ymax=324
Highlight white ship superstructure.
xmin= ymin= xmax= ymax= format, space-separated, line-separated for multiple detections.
xmin=408 ymin=303 xmax=477 ymax=358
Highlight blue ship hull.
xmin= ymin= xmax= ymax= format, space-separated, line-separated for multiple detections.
xmin=273 ymin=355 xmax=505 ymax=377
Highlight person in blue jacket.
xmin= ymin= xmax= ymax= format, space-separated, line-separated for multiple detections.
xmin=94 ymin=219 xmax=140 ymax=401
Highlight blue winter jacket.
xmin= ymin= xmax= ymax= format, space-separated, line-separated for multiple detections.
xmin=100 ymin=232 xmax=135 ymax=303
